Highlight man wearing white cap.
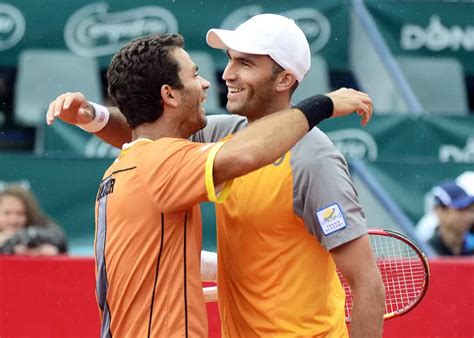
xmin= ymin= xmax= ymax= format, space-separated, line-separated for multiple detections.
xmin=46 ymin=14 xmax=384 ymax=337
xmin=202 ymin=14 xmax=384 ymax=338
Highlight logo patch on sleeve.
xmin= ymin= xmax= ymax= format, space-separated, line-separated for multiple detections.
xmin=316 ymin=203 xmax=347 ymax=236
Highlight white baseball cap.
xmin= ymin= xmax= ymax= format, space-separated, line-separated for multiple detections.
xmin=206 ymin=13 xmax=311 ymax=82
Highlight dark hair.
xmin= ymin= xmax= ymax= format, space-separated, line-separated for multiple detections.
xmin=107 ymin=34 xmax=185 ymax=129
xmin=271 ymin=62 xmax=299 ymax=96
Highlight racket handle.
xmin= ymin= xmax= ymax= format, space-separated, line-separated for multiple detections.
xmin=203 ymin=286 xmax=218 ymax=302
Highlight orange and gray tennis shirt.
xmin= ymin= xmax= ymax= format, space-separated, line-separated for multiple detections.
xmin=94 ymin=138 xmax=231 ymax=338
xmin=192 ymin=115 xmax=368 ymax=337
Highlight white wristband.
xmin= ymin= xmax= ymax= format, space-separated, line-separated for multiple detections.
xmin=77 ymin=102 xmax=110 ymax=133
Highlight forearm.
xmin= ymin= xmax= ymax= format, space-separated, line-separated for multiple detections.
xmin=331 ymin=235 xmax=385 ymax=338
xmin=213 ymin=107 xmax=309 ymax=184
xmin=94 ymin=107 xmax=132 ymax=148
xmin=349 ymin=282 xmax=385 ymax=337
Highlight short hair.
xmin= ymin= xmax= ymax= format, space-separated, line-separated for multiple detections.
xmin=271 ymin=62 xmax=299 ymax=96
xmin=107 ymin=34 xmax=185 ymax=129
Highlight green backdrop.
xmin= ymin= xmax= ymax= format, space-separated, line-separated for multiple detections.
xmin=0 ymin=0 xmax=348 ymax=71
xmin=366 ymin=0 xmax=474 ymax=75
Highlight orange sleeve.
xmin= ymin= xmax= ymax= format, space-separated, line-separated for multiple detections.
xmin=140 ymin=138 xmax=232 ymax=213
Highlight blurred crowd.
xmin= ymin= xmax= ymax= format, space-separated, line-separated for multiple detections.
xmin=0 ymin=185 xmax=67 ymax=256
xmin=416 ymin=171 xmax=474 ymax=256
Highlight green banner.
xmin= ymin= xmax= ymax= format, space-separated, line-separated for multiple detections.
xmin=319 ymin=114 xmax=474 ymax=164
xmin=0 ymin=155 xmax=109 ymax=241
xmin=362 ymin=161 xmax=474 ymax=225
xmin=0 ymin=0 xmax=349 ymax=71
xmin=365 ymin=0 xmax=474 ymax=75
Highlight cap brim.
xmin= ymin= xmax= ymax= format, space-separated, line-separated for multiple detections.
xmin=451 ymin=196 xmax=474 ymax=209
xmin=206 ymin=29 xmax=267 ymax=55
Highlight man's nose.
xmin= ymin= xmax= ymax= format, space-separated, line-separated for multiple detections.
xmin=201 ymin=77 xmax=211 ymax=90
xmin=222 ymin=63 xmax=236 ymax=81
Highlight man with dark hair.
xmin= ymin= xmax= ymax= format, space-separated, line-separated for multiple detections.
xmin=47 ymin=31 xmax=372 ymax=337
xmin=107 ymin=34 xmax=186 ymax=129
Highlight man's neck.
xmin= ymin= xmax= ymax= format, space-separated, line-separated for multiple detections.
xmin=246 ymin=101 xmax=292 ymax=123
xmin=131 ymin=117 xmax=190 ymax=141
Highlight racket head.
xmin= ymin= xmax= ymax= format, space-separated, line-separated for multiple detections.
xmin=338 ymin=229 xmax=430 ymax=322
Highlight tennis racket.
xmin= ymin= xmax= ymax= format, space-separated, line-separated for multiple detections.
xmin=339 ymin=229 xmax=430 ymax=321
xmin=203 ymin=229 xmax=430 ymax=322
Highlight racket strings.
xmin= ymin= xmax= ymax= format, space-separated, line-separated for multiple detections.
xmin=373 ymin=235 xmax=425 ymax=315
xmin=339 ymin=232 xmax=428 ymax=321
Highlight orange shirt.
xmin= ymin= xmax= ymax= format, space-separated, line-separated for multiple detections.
xmin=216 ymin=151 xmax=348 ymax=337
xmin=94 ymin=138 xmax=231 ymax=337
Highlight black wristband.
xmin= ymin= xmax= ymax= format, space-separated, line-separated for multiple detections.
xmin=294 ymin=94 xmax=334 ymax=130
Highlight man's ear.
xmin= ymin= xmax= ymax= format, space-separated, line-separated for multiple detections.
xmin=275 ymin=71 xmax=297 ymax=93
xmin=161 ymin=84 xmax=179 ymax=108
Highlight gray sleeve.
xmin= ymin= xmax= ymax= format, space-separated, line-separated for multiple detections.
xmin=292 ymin=128 xmax=367 ymax=250
xmin=190 ymin=114 xmax=248 ymax=143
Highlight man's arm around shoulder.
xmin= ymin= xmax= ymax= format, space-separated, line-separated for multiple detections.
xmin=212 ymin=89 xmax=372 ymax=185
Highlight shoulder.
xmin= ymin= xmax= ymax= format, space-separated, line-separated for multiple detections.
xmin=290 ymin=128 xmax=347 ymax=172
xmin=205 ymin=114 xmax=248 ymax=131
xmin=294 ymin=128 xmax=339 ymax=157
xmin=206 ymin=114 xmax=247 ymax=124
xmin=144 ymin=138 xmax=208 ymax=163
xmin=152 ymin=137 xmax=195 ymax=149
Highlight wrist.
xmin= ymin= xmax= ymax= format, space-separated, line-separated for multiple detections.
xmin=77 ymin=102 xmax=110 ymax=133
xmin=294 ymin=94 xmax=334 ymax=130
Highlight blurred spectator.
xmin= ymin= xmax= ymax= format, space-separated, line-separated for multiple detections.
xmin=0 ymin=185 xmax=67 ymax=255
xmin=416 ymin=171 xmax=474 ymax=240
xmin=416 ymin=172 xmax=474 ymax=256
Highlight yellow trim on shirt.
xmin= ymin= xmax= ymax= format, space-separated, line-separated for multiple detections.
xmin=205 ymin=141 xmax=233 ymax=203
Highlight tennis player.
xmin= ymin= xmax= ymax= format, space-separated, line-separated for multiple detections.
xmin=200 ymin=15 xmax=385 ymax=337
xmin=48 ymin=32 xmax=373 ymax=337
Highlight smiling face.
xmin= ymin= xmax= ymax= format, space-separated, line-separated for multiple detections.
xmin=436 ymin=203 xmax=474 ymax=235
xmin=172 ymin=47 xmax=211 ymax=134
xmin=222 ymin=49 xmax=282 ymax=121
